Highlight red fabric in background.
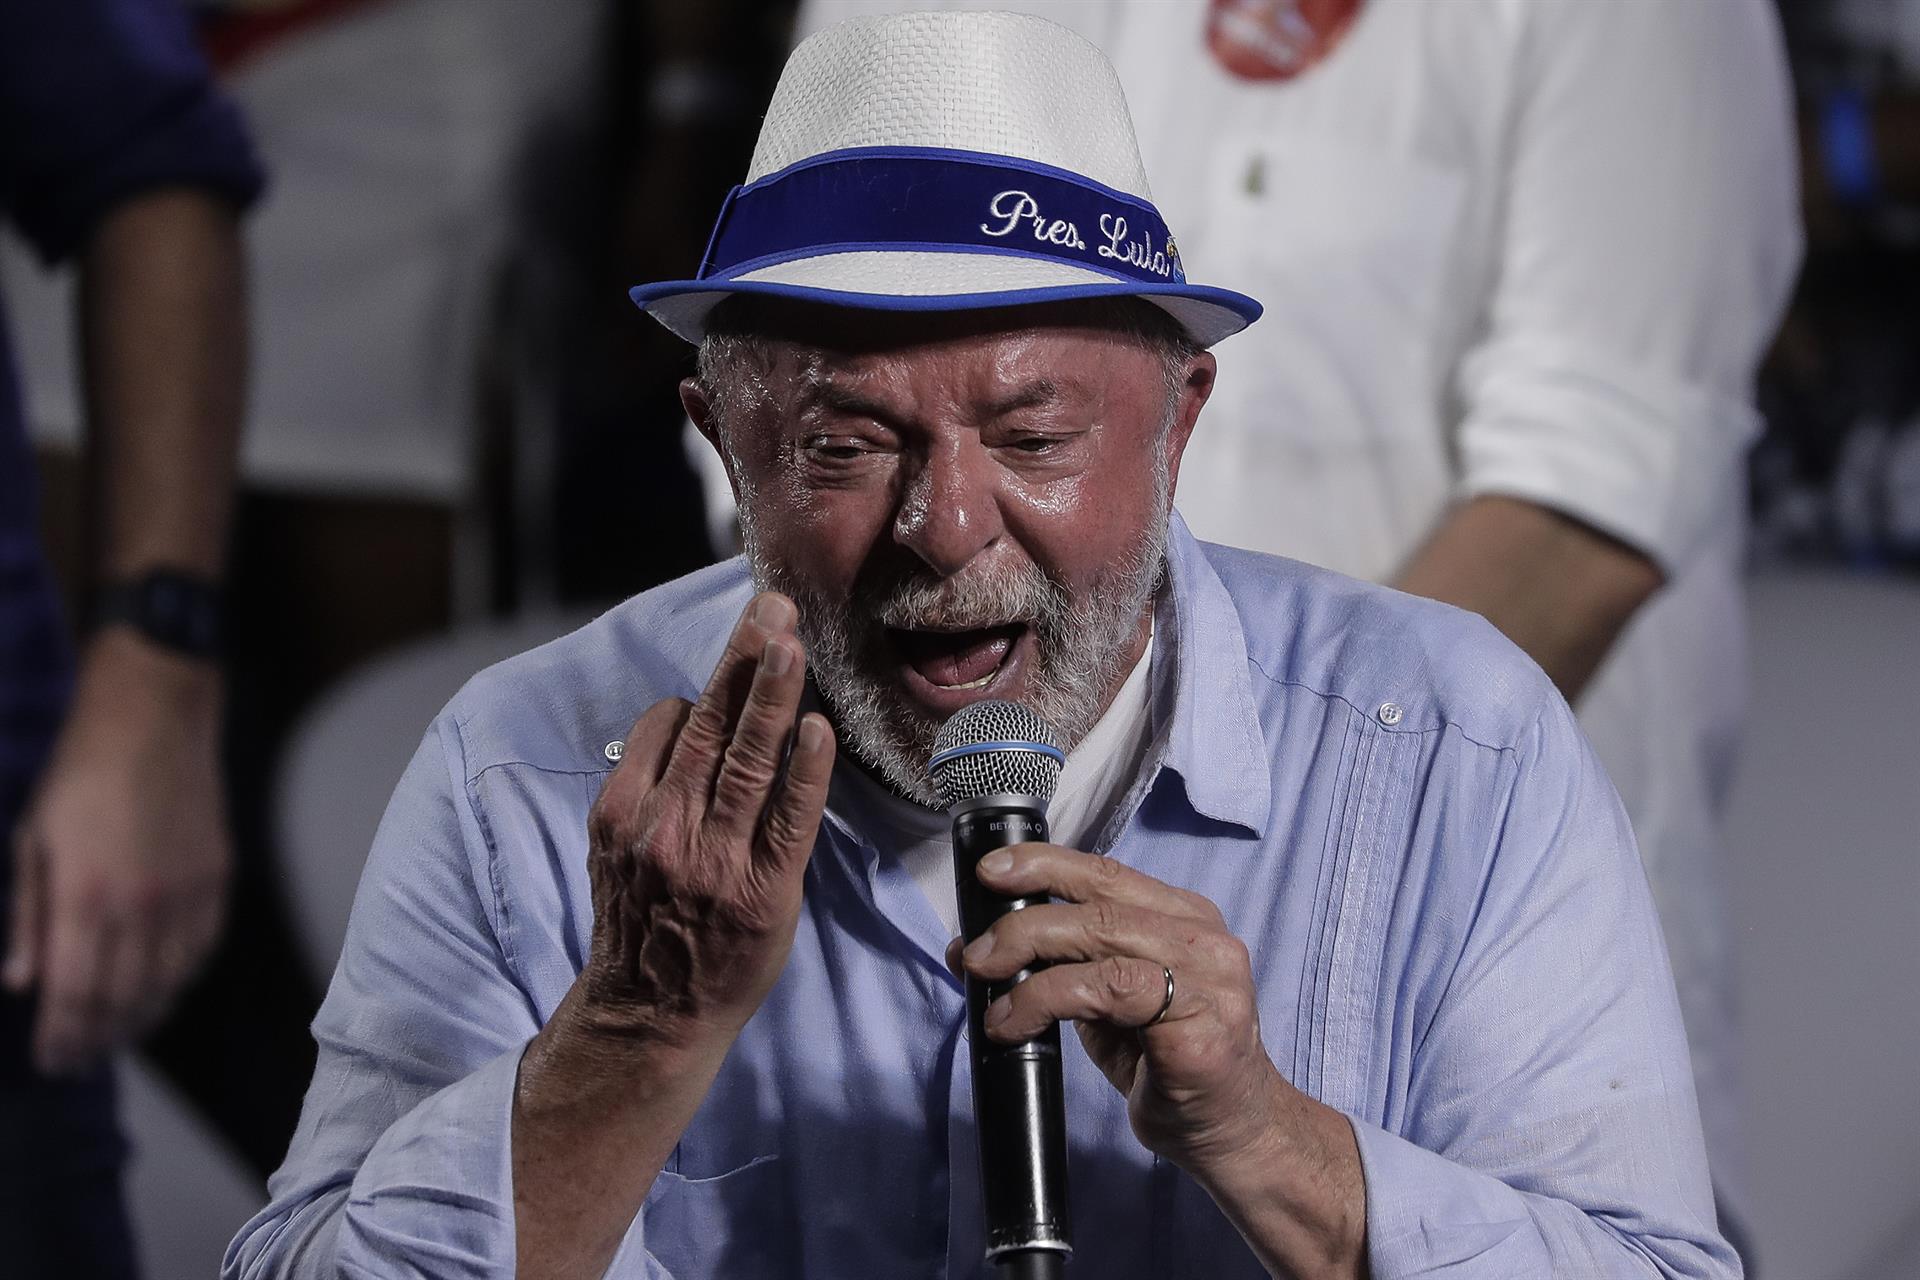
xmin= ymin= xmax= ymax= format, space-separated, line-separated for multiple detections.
xmin=1205 ymin=0 xmax=1362 ymax=82
xmin=196 ymin=0 xmax=393 ymax=72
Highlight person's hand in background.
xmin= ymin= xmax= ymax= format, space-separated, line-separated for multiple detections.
xmin=5 ymin=629 xmax=231 ymax=1074
xmin=2 ymin=187 xmax=247 ymax=1075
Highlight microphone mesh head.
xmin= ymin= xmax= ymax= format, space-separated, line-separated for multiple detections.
xmin=928 ymin=700 xmax=1065 ymax=809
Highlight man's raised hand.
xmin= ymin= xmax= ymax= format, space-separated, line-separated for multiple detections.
xmin=579 ymin=591 xmax=834 ymax=1042
xmin=513 ymin=592 xmax=835 ymax=1280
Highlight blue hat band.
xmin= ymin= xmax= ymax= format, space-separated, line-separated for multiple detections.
xmin=698 ymin=146 xmax=1187 ymax=287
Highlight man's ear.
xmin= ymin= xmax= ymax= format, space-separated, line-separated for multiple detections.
xmin=681 ymin=377 xmax=740 ymax=494
xmin=681 ymin=376 xmax=753 ymax=555
xmin=681 ymin=376 xmax=721 ymax=453
xmin=1159 ymin=351 xmax=1216 ymax=503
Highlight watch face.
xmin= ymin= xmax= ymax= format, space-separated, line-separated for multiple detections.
xmin=1205 ymin=0 xmax=1363 ymax=83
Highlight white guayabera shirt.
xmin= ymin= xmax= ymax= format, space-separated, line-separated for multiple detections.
xmin=227 ymin=519 xmax=1737 ymax=1279
xmin=795 ymin=0 xmax=1806 ymax=1224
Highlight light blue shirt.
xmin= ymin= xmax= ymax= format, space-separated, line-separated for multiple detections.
xmin=226 ymin=515 xmax=1736 ymax=1279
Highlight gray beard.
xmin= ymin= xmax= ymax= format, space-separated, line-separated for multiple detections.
xmin=741 ymin=503 xmax=1169 ymax=808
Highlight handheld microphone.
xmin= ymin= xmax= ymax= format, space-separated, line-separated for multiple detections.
xmin=929 ymin=701 xmax=1072 ymax=1280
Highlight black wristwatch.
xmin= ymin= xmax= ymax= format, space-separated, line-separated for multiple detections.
xmin=92 ymin=569 xmax=227 ymax=661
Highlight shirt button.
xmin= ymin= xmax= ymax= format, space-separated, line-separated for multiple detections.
xmin=604 ymin=740 xmax=625 ymax=763
xmin=1376 ymin=702 xmax=1404 ymax=727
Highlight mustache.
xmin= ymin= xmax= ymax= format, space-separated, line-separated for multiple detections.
xmin=852 ymin=561 xmax=1067 ymax=634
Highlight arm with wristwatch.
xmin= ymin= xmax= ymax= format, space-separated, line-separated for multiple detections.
xmin=1 ymin=187 xmax=248 ymax=1076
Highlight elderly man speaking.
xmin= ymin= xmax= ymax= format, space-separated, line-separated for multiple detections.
xmin=229 ymin=13 xmax=1735 ymax=1280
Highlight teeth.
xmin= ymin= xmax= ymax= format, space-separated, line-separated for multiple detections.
xmin=933 ymin=672 xmax=997 ymax=691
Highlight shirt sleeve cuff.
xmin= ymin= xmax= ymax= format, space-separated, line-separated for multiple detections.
xmin=334 ymin=1041 xmax=527 ymax=1280
xmin=16 ymin=89 xmax=266 ymax=263
xmin=1456 ymin=332 xmax=1760 ymax=574
xmin=1349 ymin=1116 xmax=1553 ymax=1278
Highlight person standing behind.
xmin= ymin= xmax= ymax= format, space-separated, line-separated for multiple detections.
xmin=0 ymin=1 xmax=261 ymax=1274
xmin=794 ymin=0 xmax=1803 ymax=1252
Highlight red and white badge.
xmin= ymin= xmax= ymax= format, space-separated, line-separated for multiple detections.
xmin=1205 ymin=0 xmax=1363 ymax=83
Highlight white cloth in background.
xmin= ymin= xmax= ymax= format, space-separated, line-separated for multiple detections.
xmin=828 ymin=631 xmax=1156 ymax=940
xmin=1830 ymin=0 xmax=1920 ymax=81
xmin=794 ymin=0 xmax=1805 ymax=1221
xmin=0 ymin=0 xmax=599 ymax=500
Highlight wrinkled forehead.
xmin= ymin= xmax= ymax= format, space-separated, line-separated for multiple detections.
xmin=714 ymin=297 xmax=1175 ymax=416
xmin=790 ymin=328 xmax=1109 ymax=399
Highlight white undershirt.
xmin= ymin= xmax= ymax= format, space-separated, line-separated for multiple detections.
xmin=827 ymin=631 xmax=1158 ymax=939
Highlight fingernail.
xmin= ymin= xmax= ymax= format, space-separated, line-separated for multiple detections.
xmin=986 ymin=997 xmax=1011 ymax=1028
xmin=750 ymin=594 xmax=794 ymax=629
xmin=763 ymin=639 xmax=792 ymax=675
xmin=979 ymin=850 xmax=1013 ymax=877
xmin=798 ymin=716 xmax=827 ymax=751
xmin=964 ymin=934 xmax=994 ymax=965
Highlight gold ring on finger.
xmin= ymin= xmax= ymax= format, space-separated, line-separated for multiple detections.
xmin=1145 ymin=963 xmax=1175 ymax=1027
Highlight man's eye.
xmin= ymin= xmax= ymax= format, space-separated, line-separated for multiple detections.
xmin=1011 ymin=436 xmax=1060 ymax=454
xmin=805 ymin=437 xmax=880 ymax=461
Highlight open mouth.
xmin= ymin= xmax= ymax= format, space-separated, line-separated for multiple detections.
xmin=886 ymin=622 xmax=1027 ymax=693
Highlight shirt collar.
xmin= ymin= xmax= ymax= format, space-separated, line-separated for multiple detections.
xmin=1152 ymin=512 xmax=1272 ymax=837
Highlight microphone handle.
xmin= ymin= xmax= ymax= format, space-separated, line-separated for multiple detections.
xmin=952 ymin=798 xmax=1072 ymax=1273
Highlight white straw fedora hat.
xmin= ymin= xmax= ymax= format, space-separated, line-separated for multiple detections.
xmin=629 ymin=10 xmax=1262 ymax=348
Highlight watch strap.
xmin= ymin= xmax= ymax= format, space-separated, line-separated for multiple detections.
xmin=92 ymin=570 xmax=227 ymax=660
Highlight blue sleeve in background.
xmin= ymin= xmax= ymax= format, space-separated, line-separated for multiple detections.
xmin=0 ymin=0 xmax=265 ymax=264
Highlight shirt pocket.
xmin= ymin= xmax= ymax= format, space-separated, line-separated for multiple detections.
xmin=636 ymin=1154 xmax=796 ymax=1279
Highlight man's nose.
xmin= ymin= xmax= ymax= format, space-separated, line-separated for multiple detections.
xmin=892 ymin=438 xmax=1006 ymax=576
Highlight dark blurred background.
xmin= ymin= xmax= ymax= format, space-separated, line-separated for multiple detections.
xmin=1764 ymin=0 xmax=1920 ymax=571
xmin=2 ymin=1 xmax=1915 ymax=1276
